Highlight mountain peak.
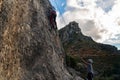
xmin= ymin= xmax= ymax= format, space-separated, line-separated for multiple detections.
xmin=67 ymin=21 xmax=80 ymax=30
xmin=60 ymin=21 xmax=81 ymax=33
xmin=59 ymin=21 xmax=119 ymax=56
xmin=59 ymin=21 xmax=84 ymax=43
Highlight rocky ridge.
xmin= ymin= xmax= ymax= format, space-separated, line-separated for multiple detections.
xmin=59 ymin=21 xmax=119 ymax=56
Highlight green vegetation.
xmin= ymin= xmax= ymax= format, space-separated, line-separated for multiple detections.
xmin=66 ymin=55 xmax=120 ymax=80
xmin=66 ymin=55 xmax=78 ymax=69
xmin=59 ymin=21 xmax=120 ymax=80
xmin=92 ymin=55 xmax=120 ymax=80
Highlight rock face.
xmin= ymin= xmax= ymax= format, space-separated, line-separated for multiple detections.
xmin=59 ymin=21 xmax=83 ymax=43
xmin=59 ymin=21 xmax=119 ymax=56
xmin=0 ymin=0 xmax=83 ymax=80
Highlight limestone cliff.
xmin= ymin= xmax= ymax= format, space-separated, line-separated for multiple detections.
xmin=0 ymin=0 xmax=83 ymax=80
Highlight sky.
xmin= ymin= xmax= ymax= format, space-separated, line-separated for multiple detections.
xmin=49 ymin=0 xmax=120 ymax=50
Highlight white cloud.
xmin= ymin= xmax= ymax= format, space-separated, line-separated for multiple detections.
xmin=80 ymin=20 xmax=108 ymax=40
xmin=56 ymin=0 xmax=120 ymax=49
xmin=96 ymin=0 xmax=115 ymax=12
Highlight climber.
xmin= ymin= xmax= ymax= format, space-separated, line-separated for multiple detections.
xmin=81 ymin=58 xmax=94 ymax=80
xmin=48 ymin=6 xmax=57 ymax=30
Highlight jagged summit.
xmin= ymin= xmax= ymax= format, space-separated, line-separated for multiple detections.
xmin=59 ymin=21 xmax=82 ymax=35
xmin=0 ymin=0 xmax=83 ymax=80
xmin=63 ymin=21 xmax=81 ymax=32
xmin=59 ymin=21 xmax=85 ymax=43
xmin=59 ymin=21 xmax=93 ymax=45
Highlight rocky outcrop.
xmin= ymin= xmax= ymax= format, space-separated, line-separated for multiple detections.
xmin=0 ymin=0 xmax=83 ymax=80
xmin=59 ymin=21 xmax=94 ymax=44
xmin=59 ymin=21 xmax=82 ymax=43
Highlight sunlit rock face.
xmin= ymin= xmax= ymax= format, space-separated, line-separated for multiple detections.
xmin=0 ymin=0 xmax=83 ymax=80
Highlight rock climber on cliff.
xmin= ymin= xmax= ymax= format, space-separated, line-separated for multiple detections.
xmin=48 ymin=6 xmax=57 ymax=30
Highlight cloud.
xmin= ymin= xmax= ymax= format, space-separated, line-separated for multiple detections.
xmin=56 ymin=0 xmax=120 ymax=48
xmin=103 ymin=34 xmax=120 ymax=49
xmin=77 ymin=19 xmax=109 ymax=41
xmin=96 ymin=0 xmax=115 ymax=12
xmin=103 ymin=34 xmax=120 ymax=50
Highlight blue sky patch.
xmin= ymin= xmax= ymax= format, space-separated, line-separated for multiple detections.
xmin=49 ymin=0 xmax=66 ymax=15
xmin=113 ymin=44 xmax=120 ymax=50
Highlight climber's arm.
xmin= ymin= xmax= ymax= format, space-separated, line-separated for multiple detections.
xmin=81 ymin=58 xmax=88 ymax=65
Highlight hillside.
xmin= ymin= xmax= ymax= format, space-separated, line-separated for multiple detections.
xmin=0 ymin=1 xmax=83 ymax=80
xmin=59 ymin=21 xmax=120 ymax=80
xmin=59 ymin=21 xmax=119 ymax=57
